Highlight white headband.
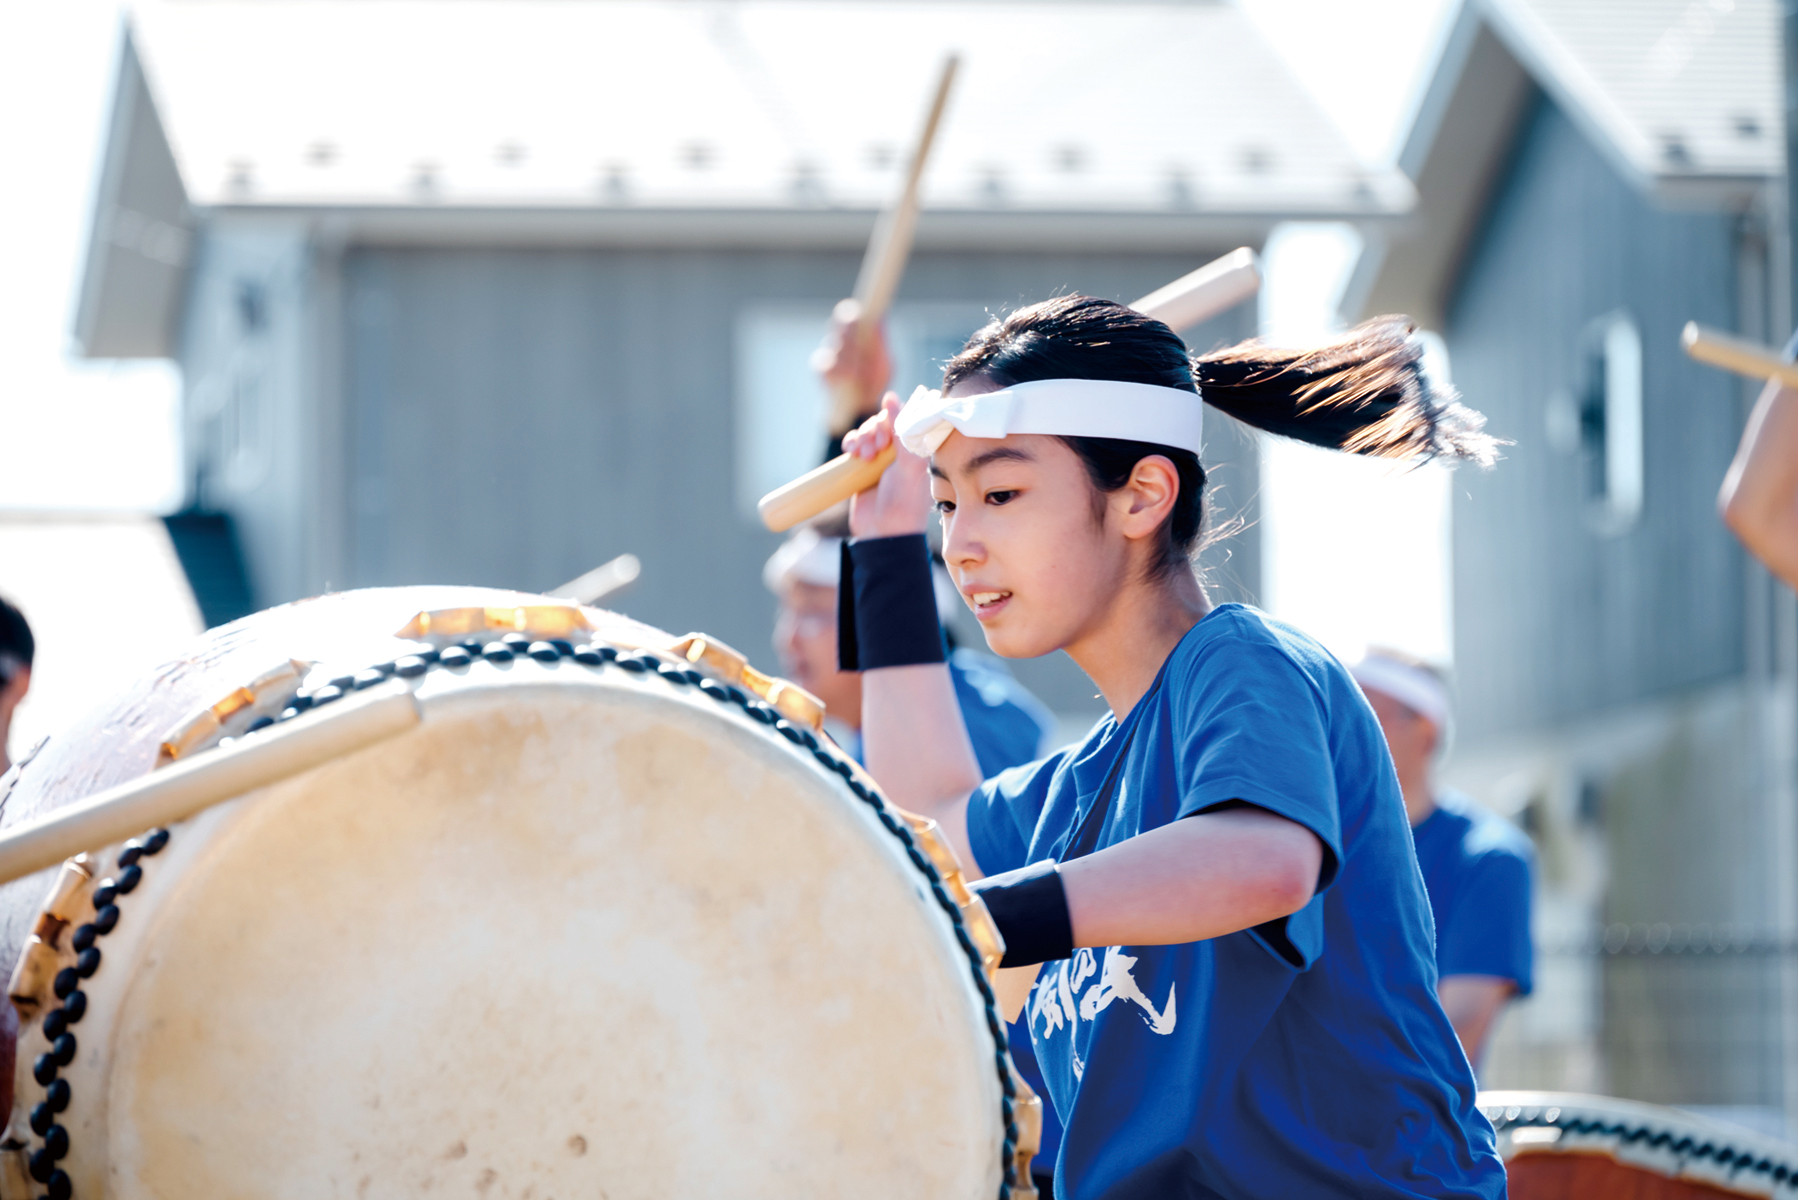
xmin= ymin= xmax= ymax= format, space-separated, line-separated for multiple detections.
xmin=895 ymin=378 xmax=1204 ymax=457
xmin=764 ymin=529 xmax=962 ymax=621
xmin=763 ymin=528 xmax=841 ymax=591
xmin=1351 ymin=655 xmax=1451 ymax=732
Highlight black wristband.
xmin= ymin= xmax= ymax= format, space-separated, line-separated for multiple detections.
xmin=836 ymin=534 xmax=948 ymax=671
xmin=968 ymin=860 xmax=1075 ymax=968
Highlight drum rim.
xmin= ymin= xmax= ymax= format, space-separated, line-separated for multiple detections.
xmin=11 ymin=627 xmax=1030 ymax=1200
xmin=1481 ymin=1089 xmax=1798 ymax=1192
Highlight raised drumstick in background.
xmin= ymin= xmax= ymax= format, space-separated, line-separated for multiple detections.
xmin=757 ymin=247 xmax=1263 ymax=532
xmin=547 ymin=554 xmax=642 ymax=606
xmin=821 ymin=53 xmax=961 ymax=440
xmin=1682 ymin=322 xmax=1798 ymax=387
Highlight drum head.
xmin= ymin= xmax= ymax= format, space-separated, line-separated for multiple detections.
xmin=4 ymin=590 xmax=1008 ymax=1199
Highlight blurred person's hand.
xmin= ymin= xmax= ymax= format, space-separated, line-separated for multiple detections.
xmin=842 ymin=393 xmax=932 ymax=540
xmin=813 ymin=299 xmax=893 ymax=435
xmin=1720 ymin=371 xmax=1798 ymax=590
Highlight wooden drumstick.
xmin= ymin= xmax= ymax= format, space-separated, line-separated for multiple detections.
xmin=1682 ymin=322 xmax=1798 ymax=388
xmin=547 ymin=553 xmax=642 ymax=606
xmin=826 ymin=53 xmax=961 ymax=437
xmin=0 ymin=685 xmax=420 ymax=887
xmin=758 ymin=247 xmax=1263 ymax=532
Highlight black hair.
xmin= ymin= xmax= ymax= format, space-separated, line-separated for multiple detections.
xmin=940 ymin=294 xmax=1494 ymax=578
xmin=0 ymin=596 xmax=33 ymax=680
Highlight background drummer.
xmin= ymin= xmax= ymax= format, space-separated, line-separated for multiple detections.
xmin=0 ymin=596 xmax=33 ymax=775
xmin=764 ymin=513 xmax=1067 ymax=1195
xmin=1352 ymin=648 xmax=1535 ymax=1067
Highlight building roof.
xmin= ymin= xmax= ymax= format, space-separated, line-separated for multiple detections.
xmin=131 ymin=0 xmax=1406 ymax=218
xmin=1347 ymin=0 xmax=1781 ymax=328
xmin=79 ymin=0 xmax=1414 ymax=356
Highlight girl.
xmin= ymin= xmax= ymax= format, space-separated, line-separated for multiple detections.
xmin=836 ymin=296 xmax=1505 ymax=1199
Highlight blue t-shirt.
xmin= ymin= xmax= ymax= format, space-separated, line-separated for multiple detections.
xmin=966 ymin=605 xmax=1504 ymax=1199
xmin=1411 ymin=790 xmax=1534 ymax=996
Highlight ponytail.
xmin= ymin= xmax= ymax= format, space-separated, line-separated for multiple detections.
xmin=1193 ymin=317 xmax=1496 ymax=465
xmin=940 ymin=295 xmax=1496 ymax=577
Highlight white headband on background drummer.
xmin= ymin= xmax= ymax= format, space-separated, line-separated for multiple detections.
xmin=1350 ymin=654 xmax=1452 ymax=732
xmin=894 ymin=378 xmax=1205 ymax=457
xmin=764 ymin=526 xmax=965 ymax=620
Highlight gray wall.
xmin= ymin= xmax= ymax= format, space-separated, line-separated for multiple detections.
xmin=1446 ymin=92 xmax=1745 ymax=740
xmin=338 ymin=245 xmax=1259 ymax=716
xmin=179 ymin=219 xmax=327 ymax=610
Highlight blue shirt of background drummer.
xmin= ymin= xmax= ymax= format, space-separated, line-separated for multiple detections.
xmin=967 ymin=605 xmax=1506 ymax=1199
xmin=1412 ymin=790 xmax=1535 ymax=1001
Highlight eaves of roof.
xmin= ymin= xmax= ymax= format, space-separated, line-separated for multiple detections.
xmin=1345 ymin=0 xmax=1780 ymax=330
xmin=76 ymin=0 xmax=1416 ymax=359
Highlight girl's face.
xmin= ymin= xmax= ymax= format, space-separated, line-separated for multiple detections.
xmin=929 ymin=423 xmax=1134 ymax=660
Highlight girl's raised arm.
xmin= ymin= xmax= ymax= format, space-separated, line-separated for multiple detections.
xmin=842 ymin=395 xmax=987 ymax=876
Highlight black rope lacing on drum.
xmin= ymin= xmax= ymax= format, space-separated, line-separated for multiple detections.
xmin=1482 ymin=1103 xmax=1798 ymax=1191
xmin=23 ymin=634 xmax=1023 ymax=1200
xmin=22 ymin=828 xmax=166 ymax=1200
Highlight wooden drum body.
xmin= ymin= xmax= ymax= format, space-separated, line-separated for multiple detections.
xmin=1486 ymin=1091 xmax=1798 ymax=1199
xmin=0 ymin=588 xmax=1036 ymax=1200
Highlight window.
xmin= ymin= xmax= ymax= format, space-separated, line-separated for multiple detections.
xmin=1574 ymin=311 xmax=1644 ymax=535
xmin=732 ymin=303 xmax=993 ymax=520
xmin=733 ymin=307 xmax=833 ymax=520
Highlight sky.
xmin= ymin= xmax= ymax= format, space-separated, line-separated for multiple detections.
xmin=1242 ymin=0 xmax=1462 ymax=664
xmin=0 ymin=1 xmax=183 ymax=511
